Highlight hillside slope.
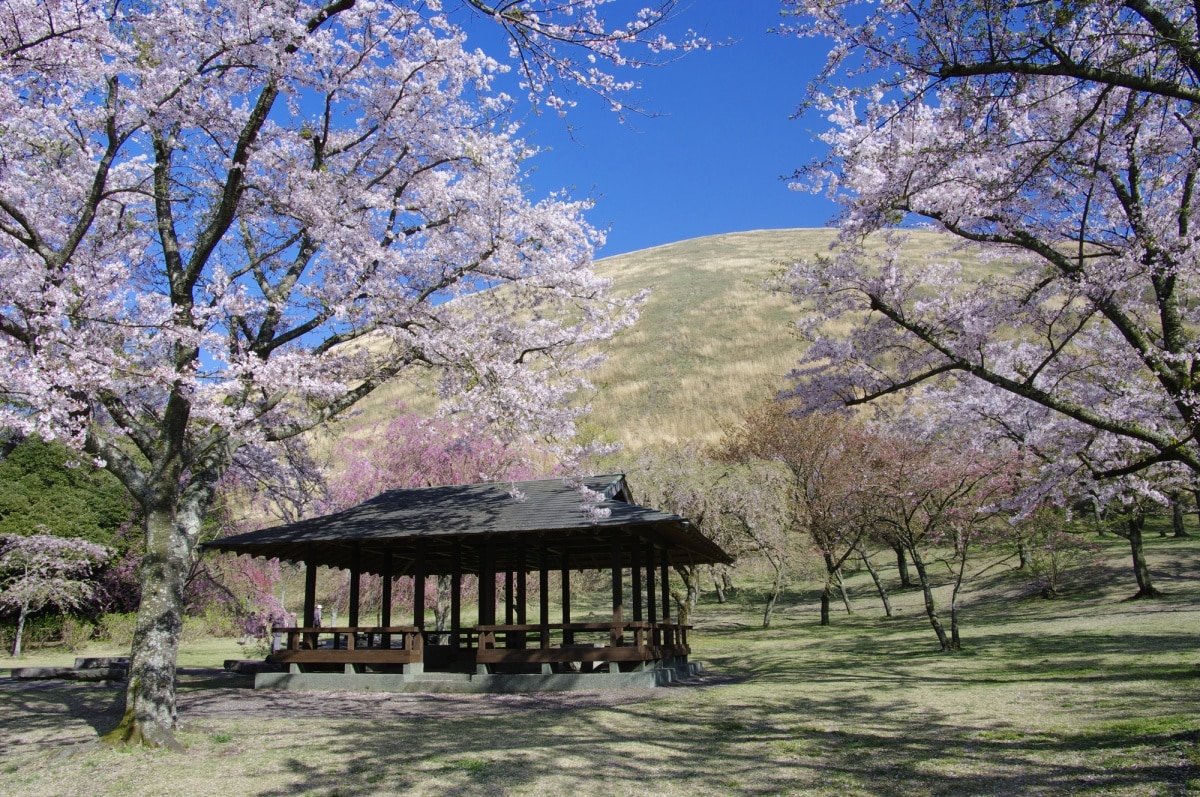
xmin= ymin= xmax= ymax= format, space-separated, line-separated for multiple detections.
xmin=328 ymin=227 xmax=980 ymax=453
xmin=584 ymin=228 xmax=837 ymax=449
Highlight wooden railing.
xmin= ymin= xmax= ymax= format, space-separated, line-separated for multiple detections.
xmin=265 ymin=621 xmax=690 ymax=670
xmin=474 ymin=621 xmax=690 ymax=665
xmin=268 ymin=625 xmax=423 ymax=666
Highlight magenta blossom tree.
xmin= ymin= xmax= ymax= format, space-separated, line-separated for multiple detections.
xmin=0 ymin=0 xmax=687 ymax=748
xmin=780 ymin=0 xmax=1200 ymax=485
xmin=0 ymin=532 xmax=111 ymax=657
xmin=325 ymin=408 xmax=536 ymax=629
xmin=326 ymin=408 xmax=539 ymax=508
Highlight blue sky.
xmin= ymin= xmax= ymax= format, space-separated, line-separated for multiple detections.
xmin=491 ymin=2 xmax=838 ymax=256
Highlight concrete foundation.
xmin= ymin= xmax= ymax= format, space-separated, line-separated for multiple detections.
xmin=253 ymin=657 xmax=703 ymax=694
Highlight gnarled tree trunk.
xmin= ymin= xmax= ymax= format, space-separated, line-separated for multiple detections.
xmin=1125 ymin=514 xmax=1162 ymax=599
xmin=102 ymin=503 xmax=193 ymax=751
xmin=892 ymin=542 xmax=913 ymax=588
xmin=909 ymin=545 xmax=953 ymax=651
xmin=857 ymin=543 xmax=892 ymax=618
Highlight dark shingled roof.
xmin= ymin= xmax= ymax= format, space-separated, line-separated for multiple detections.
xmin=205 ymin=474 xmax=732 ymax=575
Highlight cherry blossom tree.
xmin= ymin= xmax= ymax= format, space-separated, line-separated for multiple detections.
xmin=0 ymin=0 xmax=685 ymax=748
xmin=0 ymin=532 xmax=111 ymax=657
xmin=718 ymin=404 xmax=878 ymax=626
xmin=863 ymin=434 xmax=1016 ymax=651
xmin=911 ymin=378 xmax=1176 ymax=598
xmin=780 ymin=0 xmax=1200 ymax=484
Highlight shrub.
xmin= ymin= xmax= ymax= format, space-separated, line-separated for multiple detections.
xmin=61 ymin=615 xmax=94 ymax=652
xmin=1017 ymin=509 xmax=1103 ymax=598
xmin=97 ymin=612 xmax=137 ymax=647
xmin=182 ymin=606 xmax=239 ymax=641
xmin=14 ymin=614 xmax=62 ymax=652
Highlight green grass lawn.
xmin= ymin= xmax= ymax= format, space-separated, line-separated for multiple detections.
xmin=2 ymin=533 xmax=1198 ymax=796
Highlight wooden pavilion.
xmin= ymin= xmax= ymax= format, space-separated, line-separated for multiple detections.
xmin=206 ymin=475 xmax=732 ymax=689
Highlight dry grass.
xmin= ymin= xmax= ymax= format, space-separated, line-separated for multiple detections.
xmin=325 ymin=227 xmax=1004 ymax=454
xmin=2 ymin=533 xmax=1198 ymax=796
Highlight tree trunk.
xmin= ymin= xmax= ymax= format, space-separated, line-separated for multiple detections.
xmin=720 ymin=567 xmax=735 ymax=598
xmin=821 ymin=552 xmax=853 ymax=617
xmin=909 ymin=546 xmax=953 ymax=651
xmin=1193 ymin=488 xmax=1200 ymax=531
xmin=858 ymin=544 xmax=892 ymax=618
xmin=710 ymin=565 xmax=726 ymax=604
xmin=948 ymin=543 xmax=968 ymax=652
xmin=11 ymin=600 xmax=29 ymax=658
xmin=434 ymin=575 xmax=452 ymax=633
xmin=1126 ymin=514 xmax=1162 ymax=599
xmin=834 ymin=566 xmax=853 ymax=615
xmin=102 ymin=503 xmax=194 ymax=751
xmin=670 ymin=565 xmax=700 ymax=626
xmin=1092 ymin=499 xmax=1107 ymax=536
xmin=762 ymin=557 xmax=783 ymax=629
xmin=893 ymin=543 xmax=913 ymax=587
xmin=1172 ymin=498 xmax=1190 ymax=538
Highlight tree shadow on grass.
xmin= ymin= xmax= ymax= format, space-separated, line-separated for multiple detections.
xmin=0 ymin=678 xmax=125 ymax=755
xmin=0 ymin=667 xmax=254 ymax=754
xmin=231 ymin=681 xmax=1198 ymax=797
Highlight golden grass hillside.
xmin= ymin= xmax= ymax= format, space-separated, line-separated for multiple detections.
xmin=325 ymin=227 xmax=997 ymax=454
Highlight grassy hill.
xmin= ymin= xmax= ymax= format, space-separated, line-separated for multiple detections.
xmin=583 ymin=228 xmax=837 ymax=449
xmin=329 ymin=226 xmax=996 ymax=453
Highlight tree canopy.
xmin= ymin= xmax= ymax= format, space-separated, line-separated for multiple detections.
xmin=781 ymin=0 xmax=1200 ymax=490
xmin=0 ymin=0 xmax=687 ymax=748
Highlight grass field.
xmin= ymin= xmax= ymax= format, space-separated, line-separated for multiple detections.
xmin=2 ymin=532 xmax=1197 ymax=796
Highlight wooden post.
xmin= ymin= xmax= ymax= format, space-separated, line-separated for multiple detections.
xmin=504 ymin=569 xmax=514 ymax=624
xmin=660 ymin=547 xmax=671 ymax=625
xmin=451 ymin=539 xmax=462 ymax=649
xmin=611 ymin=537 xmax=624 ymax=646
xmin=381 ymin=552 xmax=393 ymax=649
xmin=516 ymin=542 xmax=528 ymax=626
xmin=481 ymin=539 xmax=496 ymax=626
xmin=561 ymin=546 xmax=572 ymax=645
xmin=631 ymin=540 xmax=643 ymax=622
xmin=413 ymin=541 xmax=426 ymax=631
xmin=304 ymin=558 xmax=318 ymax=649
xmin=304 ymin=558 xmax=317 ymax=626
xmin=646 ymin=541 xmax=658 ymax=645
xmin=348 ymin=543 xmax=361 ymax=628
xmin=646 ymin=542 xmax=657 ymax=623
xmin=539 ymin=541 xmax=550 ymax=649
